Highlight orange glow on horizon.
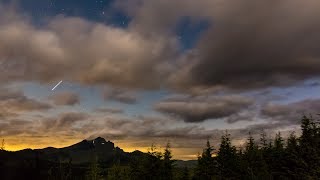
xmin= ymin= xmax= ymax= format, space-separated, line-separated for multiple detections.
xmin=2 ymin=137 xmax=199 ymax=160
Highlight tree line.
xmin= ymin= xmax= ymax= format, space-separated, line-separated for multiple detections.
xmin=105 ymin=115 xmax=320 ymax=179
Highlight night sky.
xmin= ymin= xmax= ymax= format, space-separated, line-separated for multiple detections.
xmin=1 ymin=0 xmax=320 ymax=160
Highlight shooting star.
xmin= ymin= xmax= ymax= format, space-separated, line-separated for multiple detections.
xmin=52 ymin=80 xmax=63 ymax=91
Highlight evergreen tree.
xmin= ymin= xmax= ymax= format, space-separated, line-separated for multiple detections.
xmin=270 ymin=132 xmax=287 ymax=178
xmin=217 ymin=131 xmax=240 ymax=179
xmin=274 ymin=132 xmax=284 ymax=151
xmin=244 ymin=132 xmax=269 ymax=179
xmin=259 ymin=131 xmax=268 ymax=150
xmin=143 ymin=144 xmax=163 ymax=180
xmin=260 ymin=131 xmax=273 ymax=174
xmin=299 ymin=115 xmax=320 ymax=177
xmin=162 ymin=142 xmax=174 ymax=180
xmin=287 ymin=132 xmax=298 ymax=150
xmin=284 ymin=132 xmax=306 ymax=178
xmin=194 ymin=140 xmax=217 ymax=180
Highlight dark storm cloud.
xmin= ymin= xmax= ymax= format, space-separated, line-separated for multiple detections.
xmin=261 ymin=99 xmax=320 ymax=124
xmin=49 ymin=91 xmax=80 ymax=106
xmin=154 ymin=95 xmax=254 ymax=122
xmin=103 ymin=88 xmax=138 ymax=104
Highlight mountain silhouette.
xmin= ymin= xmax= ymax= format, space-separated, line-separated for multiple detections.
xmin=62 ymin=137 xmax=113 ymax=151
xmin=0 ymin=137 xmax=135 ymax=166
xmin=0 ymin=137 xmax=132 ymax=179
xmin=33 ymin=137 xmax=131 ymax=164
xmin=0 ymin=137 xmax=197 ymax=179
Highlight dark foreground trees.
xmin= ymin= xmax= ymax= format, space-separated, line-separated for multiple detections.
xmin=193 ymin=115 xmax=320 ymax=179
xmin=128 ymin=143 xmax=175 ymax=180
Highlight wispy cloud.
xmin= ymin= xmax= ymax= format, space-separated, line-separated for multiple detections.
xmin=103 ymin=87 xmax=138 ymax=104
xmin=49 ymin=91 xmax=80 ymax=106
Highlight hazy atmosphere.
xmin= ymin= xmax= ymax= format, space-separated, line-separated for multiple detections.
xmin=1 ymin=0 xmax=320 ymax=161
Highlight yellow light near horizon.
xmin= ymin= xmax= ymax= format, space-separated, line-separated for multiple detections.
xmin=4 ymin=142 xmax=73 ymax=152
xmin=1 ymin=136 xmax=83 ymax=151
xmin=2 ymin=137 xmax=199 ymax=160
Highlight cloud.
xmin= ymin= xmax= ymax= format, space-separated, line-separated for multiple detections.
xmin=94 ymin=107 xmax=124 ymax=114
xmin=83 ymin=113 xmax=296 ymax=152
xmin=2 ymin=0 xmax=320 ymax=93
xmin=154 ymin=95 xmax=254 ymax=122
xmin=225 ymin=110 xmax=257 ymax=124
xmin=4 ymin=98 xmax=50 ymax=111
xmin=261 ymin=99 xmax=320 ymax=124
xmin=103 ymin=87 xmax=138 ymax=104
xmin=308 ymin=81 xmax=320 ymax=87
xmin=0 ymin=4 xmax=177 ymax=89
xmin=0 ymin=119 xmax=34 ymax=136
xmin=115 ymin=0 xmax=216 ymax=34
xmin=49 ymin=91 xmax=80 ymax=106
xmin=84 ymin=114 xmax=218 ymax=140
xmin=241 ymin=122 xmax=294 ymax=135
xmin=169 ymin=0 xmax=320 ymax=91
xmin=42 ymin=112 xmax=88 ymax=131
xmin=0 ymin=88 xmax=21 ymax=100
xmin=0 ymin=110 xmax=17 ymax=119
xmin=114 ymin=0 xmax=320 ymax=92
xmin=0 ymin=108 xmax=297 ymax=158
xmin=0 ymin=88 xmax=52 ymax=117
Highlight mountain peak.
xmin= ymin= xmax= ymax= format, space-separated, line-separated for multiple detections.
xmin=94 ymin=137 xmax=106 ymax=142
xmin=90 ymin=137 xmax=114 ymax=149
xmin=63 ymin=137 xmax=114 ymax=152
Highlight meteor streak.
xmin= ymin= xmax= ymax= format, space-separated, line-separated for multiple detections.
xmin=52 ymin=80 xmax=63 ymax=91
